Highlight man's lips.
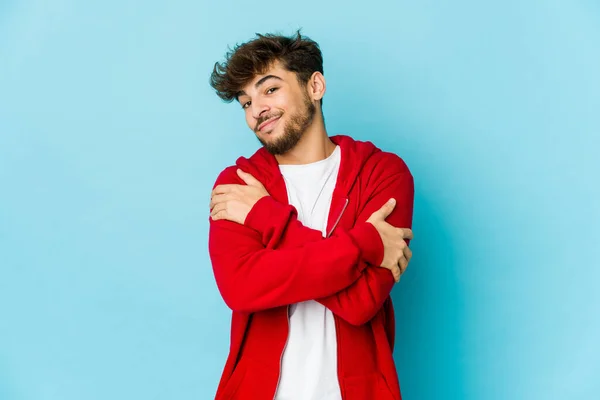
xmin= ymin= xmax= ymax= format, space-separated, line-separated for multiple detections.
xmin=258 ymin=116 xmax=280 ymax=132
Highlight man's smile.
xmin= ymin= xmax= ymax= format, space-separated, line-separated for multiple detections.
xmin=258 ymin=116 xmax=281 ymax=132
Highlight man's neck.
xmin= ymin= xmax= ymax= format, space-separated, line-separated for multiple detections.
xmin=275 ymin=117 xmax=336 ymax=166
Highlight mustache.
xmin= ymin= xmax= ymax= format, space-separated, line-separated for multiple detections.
xmin=255 ymin=113 xmax=283 ymax=131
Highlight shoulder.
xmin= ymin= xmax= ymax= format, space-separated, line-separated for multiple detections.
xmin=345 ymin=136 xmax=411 ymax=176
xmin=212 ymin=165 xmax=244 ymax=189
xmin=362 ymin=147 xmax=413 ymax=186
xmin=373 ymin=150 xmax=410 ymax=174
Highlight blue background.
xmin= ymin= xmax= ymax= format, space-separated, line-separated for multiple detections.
xmin=1 ymin=1 xmax=599 ymax=399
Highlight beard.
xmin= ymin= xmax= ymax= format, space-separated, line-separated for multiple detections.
xmin=255 ymin=94 xmax=316 ymax=155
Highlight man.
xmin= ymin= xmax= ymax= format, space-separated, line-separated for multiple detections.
xmin=208 ymin=31 xmax=414 ymax=400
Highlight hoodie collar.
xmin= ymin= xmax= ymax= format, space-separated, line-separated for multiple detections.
xmin=235 ymin=134 xmax=379 ymax=202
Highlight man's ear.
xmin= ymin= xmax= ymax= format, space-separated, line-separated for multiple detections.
xmin=308 ymin=71 xmax=326 ymax=102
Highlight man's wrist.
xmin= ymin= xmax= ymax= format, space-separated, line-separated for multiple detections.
xmin=244 ymin=195 xmax=283 ymax=232
xmin=348 ymin=222 xmax=384 ymax=268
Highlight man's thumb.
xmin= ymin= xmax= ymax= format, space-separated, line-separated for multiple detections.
xmin=237 ymin=169 xmax=259 ymax=186
xmin=379 ymin=198 xmax=396 ymax=218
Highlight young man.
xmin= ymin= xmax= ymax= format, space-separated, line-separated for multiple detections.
xmin=208 ymin=31 xmax=415 ymax=400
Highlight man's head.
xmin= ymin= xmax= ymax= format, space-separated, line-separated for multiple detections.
xmin=210 ymin=30 xmax=325 ymax=155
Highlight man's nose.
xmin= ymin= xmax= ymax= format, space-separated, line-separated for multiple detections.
xmin=251 ymin=100 xmax=269 ymax=121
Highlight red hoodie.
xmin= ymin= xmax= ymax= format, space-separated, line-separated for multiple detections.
xmin=209 ymin=135 xmax=414 ymax=400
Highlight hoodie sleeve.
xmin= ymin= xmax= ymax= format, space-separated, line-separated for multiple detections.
xmin=208 ymin=166 xmax=385 ymax=313
xmin=241 ymin=154 xmax=415 ymax=325
xmin=315 ymin=166 xmax=414 ymax=325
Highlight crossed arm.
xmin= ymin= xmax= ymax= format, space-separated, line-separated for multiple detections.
xmin=208 ymin=157 xmax=414 ymax=325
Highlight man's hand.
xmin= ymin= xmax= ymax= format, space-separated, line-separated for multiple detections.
xmin=366 ymin=198 xmax=414 ymax=283
xmin=210 ymin=169 xmax=270 ymax=225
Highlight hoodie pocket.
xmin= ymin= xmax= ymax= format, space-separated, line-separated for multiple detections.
xmin=219 ymin=359 xmax=247 ymax=399
xmin=219 ymin=357 xmax=279 ymax=399
xmin=343 ymin=372 xmax=396 ymax=400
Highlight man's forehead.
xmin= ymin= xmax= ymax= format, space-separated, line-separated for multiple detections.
xmin=257 ymin=60 xmax=287 ymax=77
xmin=252 ymin=64 xmax=290 ymax=85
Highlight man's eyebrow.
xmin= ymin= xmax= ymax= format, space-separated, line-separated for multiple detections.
xmin=236 ymin=75 xmax=283 ymax=102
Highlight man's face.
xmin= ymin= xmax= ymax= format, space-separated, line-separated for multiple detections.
xmin=236 ymin=62 xmax=316 ymax=155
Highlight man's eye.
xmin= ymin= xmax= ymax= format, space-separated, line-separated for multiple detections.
xmin=242 ymin=101 xmax=251 ymax=109
xmin=267 ymin=87 xmax=278 ymax=94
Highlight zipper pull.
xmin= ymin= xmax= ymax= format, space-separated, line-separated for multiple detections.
xmin=326 ymin=197 xmax=349 ymax=238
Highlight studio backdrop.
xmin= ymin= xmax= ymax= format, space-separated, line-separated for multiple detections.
xmin=1 ymin=1 xmax=598 ymax=399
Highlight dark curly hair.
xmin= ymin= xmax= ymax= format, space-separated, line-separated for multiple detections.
xmin=210 ymin=29 xmax=324 ymax=106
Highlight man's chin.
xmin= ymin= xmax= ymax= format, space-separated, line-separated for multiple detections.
xmin=255 ymin=124 xmax=303 ymax=155
xmin=256 ymin=129 xmax=281 ymax=144
xmin=258 ymin=138 xmax=287 ymax=155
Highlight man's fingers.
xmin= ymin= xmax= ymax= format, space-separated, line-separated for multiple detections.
xmin=396 ymin=228 xmax=414 ymax=240
xmin=403 ymin=246 xmax=412 ymax=261
xmin=209 ymin=193 xmax=229 ymax=209
xmin=210 ymin=202 xmax=226 ymax=217
xmin=392 ymin=265 xmax=401 ymax=282
xmin=398 ymin=257 xmax=408 ymax=273
xmin=237 ymin=169 xmax=263 ymax=188
xmin=212 ymin=184 xmax=237 ymax=196
xmin=211 ymin=209 xmax=227 ymax=221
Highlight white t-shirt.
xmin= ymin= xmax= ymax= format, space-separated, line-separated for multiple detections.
xmin=274 ymin=145 xmax=343 ymax=400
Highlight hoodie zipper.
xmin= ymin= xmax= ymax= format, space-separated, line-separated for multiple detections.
xmin=272 ymin=198 xmax=348 ymax=399
xmin=327 ymin=198 xmax=349 ymax=238
xmin=334 ymin=314 xmax=345 ymax=399
xmin=330 ymin=199 xmax=349 ymax=399
xmin=272 ymin=305 xmax=290 ymax=399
